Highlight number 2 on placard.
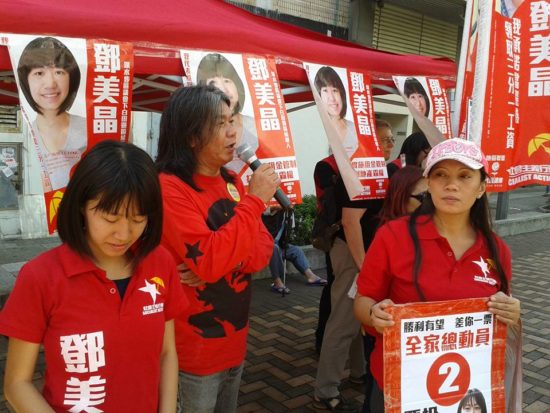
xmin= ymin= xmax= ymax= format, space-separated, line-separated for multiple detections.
xmin=427 ymin=352 xmax=470 ymax=406
xmin=438 ymin=362 xmax=460 ymax=394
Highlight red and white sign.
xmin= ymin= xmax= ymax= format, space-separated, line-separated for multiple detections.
xmin=384 ymin=298 xmax=507 ymax=413
xmin=6 ymin=34 xmax=133 ymax=233
xmin=86 ymin=39 xmax=134 ymax=147
xmin=304 ymin=62 xmax=388 ymax=200
xmin=393 ymin=76 xmax=453 ymax=140
xmin=466 ymin=0 xmax=550 ymax=191
xmin=181 ymin=50 xmax=302 ymax=206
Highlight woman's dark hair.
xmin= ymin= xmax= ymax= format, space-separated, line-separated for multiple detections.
xmin=457 ymin=389 xmax=487 ymax=413
xmin=17 ymin=37 xmax=81 ymax=115
xmin=403 ymin=77 xmax=430 ymax=117
xmin=196 ymin=53 xmax=245 ymax=114
xmin=57 ymin=140 xmax=162 ymax=267
xmin=156 ymin=85 xmax=235 ymax=191
xmin=408 ymin=168 xmax=508 ymax=301
xmin=314 ymin=66 xmax=347 ymax=119
xmin=399 ymin=132 xmax=431 ymax=167
xmin=379 ymin=166 xmax=424 ymax=226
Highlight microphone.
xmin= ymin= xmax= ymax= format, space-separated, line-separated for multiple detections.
xmin=236 ymin=143 xmax=292 ymax=210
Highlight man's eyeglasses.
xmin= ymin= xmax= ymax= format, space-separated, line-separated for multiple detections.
xmin=380 ymin=137 xmax=395 ymax=145
xmin=410 ymin=191 xmax=427 ymax=202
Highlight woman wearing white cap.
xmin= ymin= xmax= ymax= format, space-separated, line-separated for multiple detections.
xmin=354 ymin=138 xmax=521 ymax=413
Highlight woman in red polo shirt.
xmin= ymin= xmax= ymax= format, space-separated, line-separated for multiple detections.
xmin=0 ymin=141 xmax=186 ymax=413
xmin=355 ymin=139 xmax=521 ymax=413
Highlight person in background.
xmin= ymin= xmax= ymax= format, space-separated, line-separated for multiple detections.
xmin=0 ymin=140 xmax=185 ymax=413
xmin=313 ymin=152 xmax=340 ymax=353
xmin=387 ymin=131 xmax=431 ymax=176
xmin=354 ymin=138 xmax=520 ymax=412
xmin=403 ymin=77 xmax=430 ymax=118
xmin=312 ymin=119 xmax=395 ymax=413
xmin=156 ymin=85 xmax=277 ymax=413
xmin=354 ymin=165 xmax=427 ymax=413
xmin=262 ymin=207 xmax=327 ymax=294
xmin=17 ymin=36 xmax=86 ymax=191
xmin=377 ymin=166 xmax=427 ymax=226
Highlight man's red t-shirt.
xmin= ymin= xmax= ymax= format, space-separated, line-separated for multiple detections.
xmin=159 ymin=172 xmax=273 ymax=375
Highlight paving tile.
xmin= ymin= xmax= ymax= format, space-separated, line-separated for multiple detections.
xmin=524 ymin=400 xmax=550 ymax=413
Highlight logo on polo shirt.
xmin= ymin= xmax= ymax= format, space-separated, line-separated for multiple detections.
xmin=472 ymin=256 xmax=497 ymax=286
xmin=139 ymin=276 xmax=165 ymax=315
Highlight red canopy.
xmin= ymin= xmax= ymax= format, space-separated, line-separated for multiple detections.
xmin=0 ymin=0 xmax=456 ymax=108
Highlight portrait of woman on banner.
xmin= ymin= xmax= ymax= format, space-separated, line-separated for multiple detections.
xmin=403 ymin=77 xmax=431 ymax=118
xmin=498 ymin=0 xmax=525 ymax=18
xmin=17 ymin=36 xmax=87 ymax=191
xmin=457 ymin=388 xmax=488 ymax=413
xmin=314 ymin=66 xmax=359 ymax=158
xmin=196 ymin=52 xmax=258 ymax=175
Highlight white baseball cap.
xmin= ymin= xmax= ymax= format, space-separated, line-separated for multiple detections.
xmin=423 ymin=138 xmax=488 ymax=177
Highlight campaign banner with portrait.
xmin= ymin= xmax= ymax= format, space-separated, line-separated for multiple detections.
xmin=5 ymin=34 xmax=133 ymax=233
xmin=180 ymin=50 xmax=302 ymax=206
xmin=393 ymin=76 xmax=453 ymax=140
xmin=383 ymin=298 xmax=507 ymax=413
xmin=467 ymin=0 xmax=550 ymax=191
xmin=304 ymin=62 xmax=388 ymax=200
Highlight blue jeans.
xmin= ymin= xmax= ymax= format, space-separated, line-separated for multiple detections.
xmin=269 ymin=243 xmax=310 ymax=280
xmin=176 ymin=363 xmax=244 ymax=413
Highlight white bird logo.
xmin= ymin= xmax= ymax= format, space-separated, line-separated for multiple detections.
xmin=473 ymin=257 xmax=491 ymax=278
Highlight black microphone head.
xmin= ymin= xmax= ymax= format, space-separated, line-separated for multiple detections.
xmin=236 ymin=143 xmax=256 ymax=164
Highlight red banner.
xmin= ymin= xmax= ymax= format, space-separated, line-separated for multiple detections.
xmin=508 ymin=1 xmax=550 ymax=188
xmin=384 ymin=298 xmax=507 ymax=413
xmin=243 ymin=54 xmax=302 ymax=205
xmin=180 ymin=50 xmax=302 ymax=206
xmin=469 ymin=0 xmax=550 ymax=191
xmin=86 ymin=39 xmax=134 ymax=147
xmin=304 ymin=62 xmax=388 ymax=200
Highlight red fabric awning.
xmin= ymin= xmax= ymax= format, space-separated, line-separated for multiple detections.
xmin=0 ymin=0 xmax=456 ymax=108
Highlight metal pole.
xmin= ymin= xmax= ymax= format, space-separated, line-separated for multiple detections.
xmin=495 ymin=192 xmax=509 ymax=220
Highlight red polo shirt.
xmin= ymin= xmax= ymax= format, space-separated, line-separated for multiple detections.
xmin=0 ymin=244 xmax=187 ymax=413
xmin=357 ymin=215 xmax=511 ymax=389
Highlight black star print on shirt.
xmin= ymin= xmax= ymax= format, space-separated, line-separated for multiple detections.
xmin=185 ymin=241 xmax=204 ymax=265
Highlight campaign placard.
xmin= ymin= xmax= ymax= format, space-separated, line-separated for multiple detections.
xmin=5 ymin=34 xmax=133 ymax=232
xmin=304 ymin=62 xmax=388 ymax=200
xmin=393 ymin=76 xmax=453 ymax=140
xmin=384 ymin=298 xmax=507 ymax=413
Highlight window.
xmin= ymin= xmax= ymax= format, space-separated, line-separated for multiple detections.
xmin=0 ymin=142 xmax=22 ymax=209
